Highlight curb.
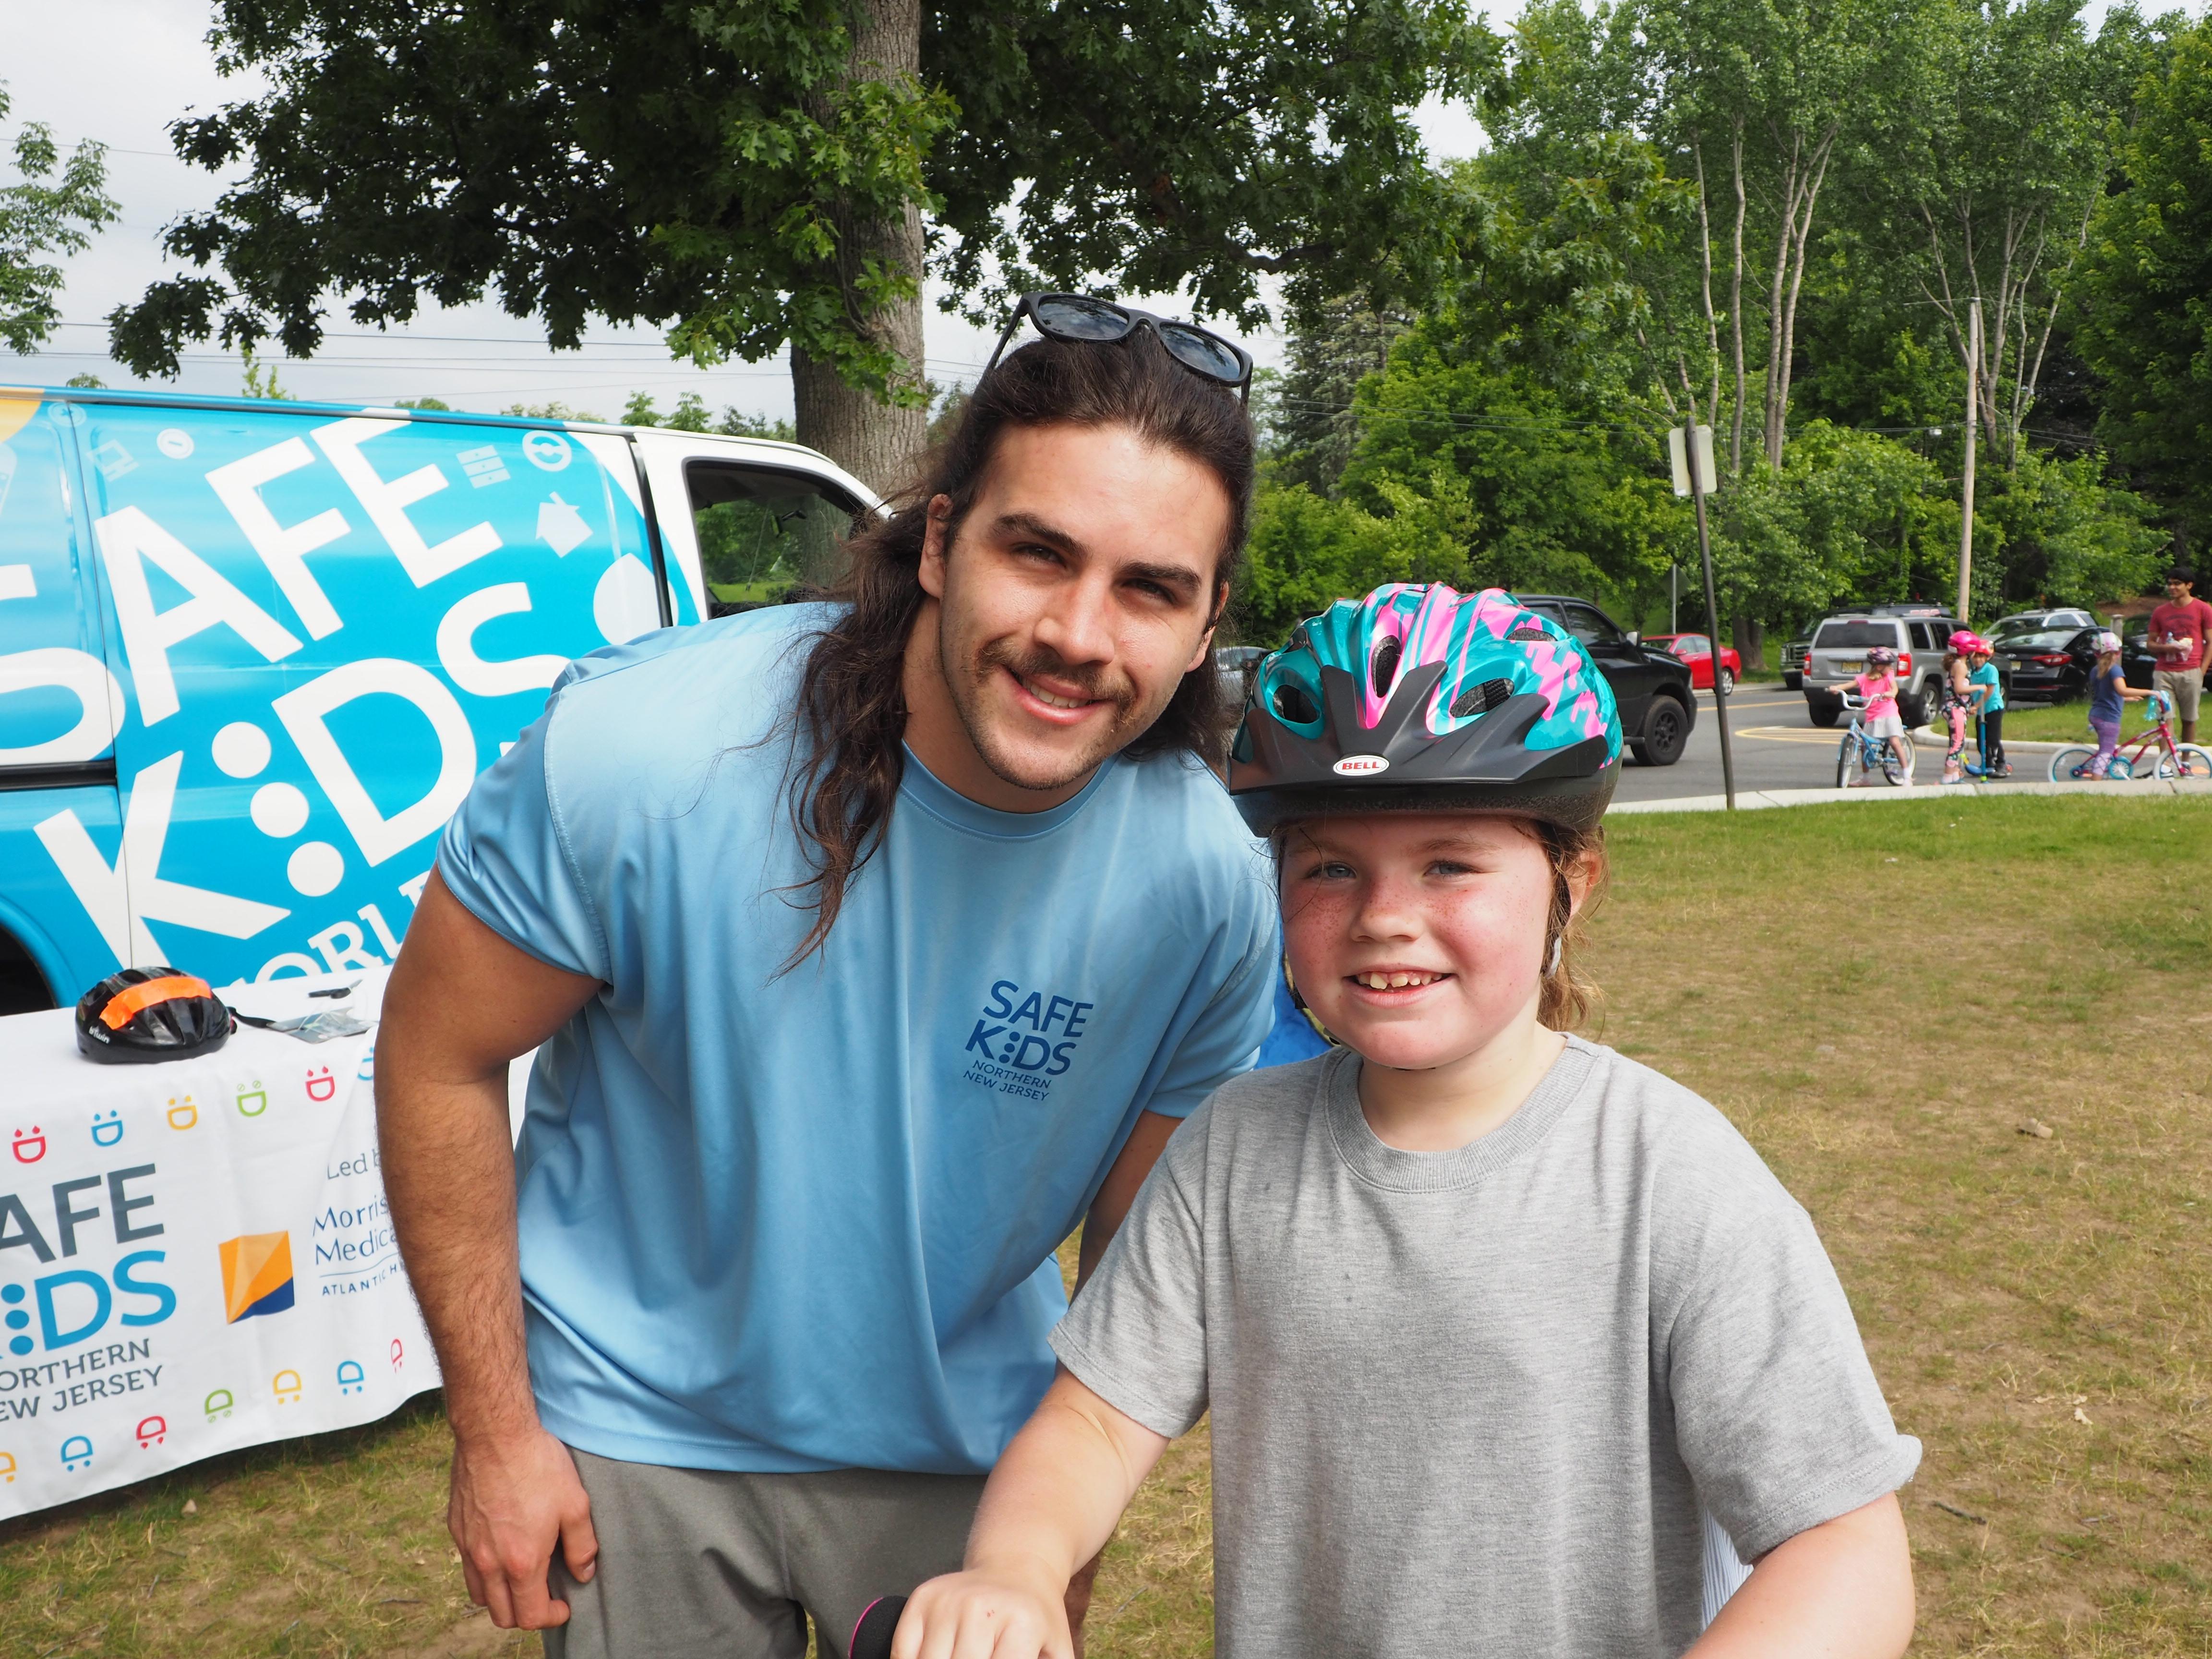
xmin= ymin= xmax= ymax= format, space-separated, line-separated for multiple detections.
xmin=1611 ymin=779 xmax=2212 ymax=816
xmin=1909 ymin=726 xmax=2071 ymax=755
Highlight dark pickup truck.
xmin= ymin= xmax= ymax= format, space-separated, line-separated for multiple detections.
xmin=1515 ymin=594 xmax=1698 ymax=766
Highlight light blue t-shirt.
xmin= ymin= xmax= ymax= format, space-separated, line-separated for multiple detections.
xmin=1971 ymin=660 xmax=2005 ymax=712
xmin=436 ymin=605 xmax=1279 ymax=1475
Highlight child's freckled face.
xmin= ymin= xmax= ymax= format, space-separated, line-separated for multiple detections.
xmin=1282 ymin=814 xmax=1556 ymax=1071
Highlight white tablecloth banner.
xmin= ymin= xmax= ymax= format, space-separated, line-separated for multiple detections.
xmin=0 ymin=969 xmax=445 ymax=1517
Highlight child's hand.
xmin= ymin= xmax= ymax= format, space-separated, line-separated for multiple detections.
xmin=894 ymin=1563 xmax=1073 ymax=1659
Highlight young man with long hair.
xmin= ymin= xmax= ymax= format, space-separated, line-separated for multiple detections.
xmin=375 ymin=309 xmax=1277 ymax=1658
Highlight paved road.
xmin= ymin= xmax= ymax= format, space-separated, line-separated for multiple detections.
xmin=1611 ymin=681 xmax=2048 ymax=801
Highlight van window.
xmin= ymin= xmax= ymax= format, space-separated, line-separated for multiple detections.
xmin=688 ymin=464 xmax=859 ymax=613
xmin=1814 ymin=621 xmax=1898 ymax=649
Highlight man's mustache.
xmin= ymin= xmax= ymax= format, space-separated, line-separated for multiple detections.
xmin=975 ymin=640 xmax=1137 ymax=714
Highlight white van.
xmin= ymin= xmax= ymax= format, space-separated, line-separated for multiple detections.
xmin=0 ymin=386 xmax=878 ymax=1011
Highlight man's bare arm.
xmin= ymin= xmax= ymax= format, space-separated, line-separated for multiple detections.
xmin=1075 ymin=1109 xmax=1180 ymax=1292
xmin=377 ymin=869 xmax=601 ymax=1630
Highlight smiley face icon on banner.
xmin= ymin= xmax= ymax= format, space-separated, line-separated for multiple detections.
xmin=12 ymin=1126 xmax=44 ymax=1163
xmin=135 ymin=1416 xmax=168 ymax=1450
xmin=90 ymin=1110 xmax=122 ymax=1147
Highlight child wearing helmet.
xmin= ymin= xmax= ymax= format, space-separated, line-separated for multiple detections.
xmin=2079 ymin=630 xmax=2151 ymax=778
xmin=1965 ymin=637 xmax=2009 ymax=776
xmin=1853 ymin=647 xmax=1914 ymax=780
xmin=889 ymin=585 xmax=1919 ymax=1659
xmin=1940 ymin=631 xmax=1981 ymax=784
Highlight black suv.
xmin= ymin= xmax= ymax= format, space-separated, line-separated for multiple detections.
xmin=1515 ymin=594 xmax=1697 ymax=765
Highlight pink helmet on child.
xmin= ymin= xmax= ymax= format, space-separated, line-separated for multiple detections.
xmin=2092 ymin=630 xmax=2122 ymax=655
xmin=1864 ymin=646 xmax=1898 ymax=668
xmin=1949 ymin=630 xmax=1991 ymax=655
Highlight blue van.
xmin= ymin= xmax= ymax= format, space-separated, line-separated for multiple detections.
xmin=0 ymin=386 xmax=878 ymax=1012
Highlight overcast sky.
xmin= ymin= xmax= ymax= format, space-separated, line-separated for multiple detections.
xmin=0 ymin=0 xmax=2159 ymax=424
xmin=0 ymin=0 xmax=1489 ymax=423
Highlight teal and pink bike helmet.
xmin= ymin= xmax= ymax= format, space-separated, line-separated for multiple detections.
xmin=1228 ymin=583 xmax=1622 ymax=833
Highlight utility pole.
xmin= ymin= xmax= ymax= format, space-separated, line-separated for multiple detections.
xmin=1671 ymin=418 xmax=1735 ymax=810
xmin=1956 ymin=297 xmax=1980 ymax=624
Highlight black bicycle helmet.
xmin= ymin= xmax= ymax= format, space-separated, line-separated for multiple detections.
xmin=76 ymin=966 xmax=233 ymax=1064
xmin=1228 ymin=583 xmax=1623 ymax=834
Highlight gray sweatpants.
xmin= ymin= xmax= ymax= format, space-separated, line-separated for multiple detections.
xmin=544 ymin=1447 xmax=986 ymax=1659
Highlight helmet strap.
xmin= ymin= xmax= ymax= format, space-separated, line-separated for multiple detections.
xmin=1545 ymin=934 xmax=1563 ymax=977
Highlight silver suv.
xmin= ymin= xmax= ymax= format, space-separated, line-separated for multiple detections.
xmin=1800 ymin=609 xmax=1964 ymax=730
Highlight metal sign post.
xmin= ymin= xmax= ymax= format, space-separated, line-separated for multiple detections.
xmin=1670 ymin=419 xmax=1735 ymax=810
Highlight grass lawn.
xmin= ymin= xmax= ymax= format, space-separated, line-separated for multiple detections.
xmin=4 ymin=795 xmax=2207 ymax=1655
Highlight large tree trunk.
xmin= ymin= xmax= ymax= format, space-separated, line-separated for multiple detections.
xmin=791 ymin=0 xmax=928 ymax=530
xmin=1731 ymin=614 xmax=1766 ymax=672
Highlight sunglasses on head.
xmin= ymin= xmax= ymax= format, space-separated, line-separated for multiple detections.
xmin=983 ymin=292 xmax=1253 ymax=404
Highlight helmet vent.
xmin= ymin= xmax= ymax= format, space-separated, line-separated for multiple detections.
xmin=1508 ymin=623 xmax=1549 ymax=640
xmin=1370 ymin=638 xmax=1402 ymax=699
xmin=1448 ymin=677 xmax=1515 ymax=719
xmin=1272 ymin=683 xmax=1319 ymax=724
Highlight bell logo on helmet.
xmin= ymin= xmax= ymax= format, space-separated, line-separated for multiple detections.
xmin=1333 ymin=755 xmax=1390 ymax=777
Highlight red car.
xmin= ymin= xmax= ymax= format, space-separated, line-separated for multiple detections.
xmin=1646 ymin=632 xmax=1741 ymax=693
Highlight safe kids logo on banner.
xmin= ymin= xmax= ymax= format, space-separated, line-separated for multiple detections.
xmin=960 ymin=979 xmax=1096 ymax=1102
xmin=0 ymin=1015 xmax=442 ymax=1521
xmin=219 ymin=1233 xmax=295 ymax=1322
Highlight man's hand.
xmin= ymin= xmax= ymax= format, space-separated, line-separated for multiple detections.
xmin=894 ymin=1560 xmax=1073 ymax=1659
xmin=450 ymin=1426 xmax=599 ymax=1629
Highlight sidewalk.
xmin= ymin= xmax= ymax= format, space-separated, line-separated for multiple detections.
xmin=1611 ymin=777 xmax=2212 ymax=816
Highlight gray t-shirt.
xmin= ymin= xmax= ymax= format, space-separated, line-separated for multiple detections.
xmin=1051 ymin=1039 xmax=1920 ymax=1658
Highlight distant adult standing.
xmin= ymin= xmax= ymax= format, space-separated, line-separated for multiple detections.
xmin=375 ymin=311 xmax=1278 ymax=1658
xmin=2147 ymin=567 xmax=2212 ymax=744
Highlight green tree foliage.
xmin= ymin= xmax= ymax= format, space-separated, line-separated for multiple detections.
xmin=619 ymin=390 xmax=796 ymax=440
xmin=2071 ymin=14 xmax=2212 ymax=541
xmin=240 ymin=347 xmax=293 ymax=399
xmin=1242 ymin=0 xmax=2172 ymax=650
xmin=1837 ymin=0 xmax=2156 ymax=467
xmin=1269 ymin=297 xmax=1409 ymax=494
xmin=0 ymin=86 xmax=119 ymax=354
xmin=104 ymin=0 xmax=1490 ymax=488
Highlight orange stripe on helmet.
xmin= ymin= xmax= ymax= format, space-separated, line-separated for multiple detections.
xmin=100 ymin=974 xmax=216 ymax=1030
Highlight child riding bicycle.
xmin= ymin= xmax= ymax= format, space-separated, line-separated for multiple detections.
xmin=2077 ymin=631 xmax=2154 ymax=778
xmin=1852 ymin=646 xmax=1914 ymax=780
xmin=886 ymin=586 xmax=1920 ymax=1659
